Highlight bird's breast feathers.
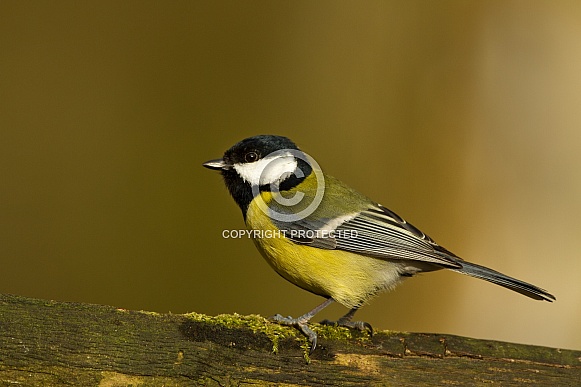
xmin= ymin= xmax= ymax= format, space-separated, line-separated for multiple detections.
xmin=245 ymin=193 xmax=404 ymax=308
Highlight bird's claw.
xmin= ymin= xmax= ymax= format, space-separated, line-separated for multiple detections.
xmin=320 ymin=318 xmax=374 ymax=336
xmin=270 ymin=314 xmax=318 ymax=353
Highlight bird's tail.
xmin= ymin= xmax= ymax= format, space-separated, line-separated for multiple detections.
xmin=450 ymin=260 xmax=555 ymax=302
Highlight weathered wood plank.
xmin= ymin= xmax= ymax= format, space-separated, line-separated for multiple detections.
xmin=1 ymin=294 xmax=579 ymax=386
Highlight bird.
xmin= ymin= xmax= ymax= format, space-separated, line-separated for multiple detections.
xmin=203 ymin=134 xmax=555 ymax=352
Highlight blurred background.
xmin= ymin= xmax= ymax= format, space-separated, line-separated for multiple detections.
xmin=1 ymin=1 xmax=580 ymax=351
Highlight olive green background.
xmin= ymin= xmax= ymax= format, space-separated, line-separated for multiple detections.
xmin=1 ymin=1 xmax=580 ymax=351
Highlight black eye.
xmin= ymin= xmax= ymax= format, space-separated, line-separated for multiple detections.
xmin=245 ymin=151 xmax=259 ymax=163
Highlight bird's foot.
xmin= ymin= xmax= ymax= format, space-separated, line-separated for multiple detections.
xmin=319 ymin=317 xmax=374 ymax=336
xmin=271 ymin=314 xmax=318 ymax=353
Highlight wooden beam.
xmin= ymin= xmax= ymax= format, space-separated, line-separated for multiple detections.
xmin=1 ymin=294 xmax=579 ymax=385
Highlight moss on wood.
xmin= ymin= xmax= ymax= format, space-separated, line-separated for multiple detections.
xmin=1 ymin=294 xmax=579 ymax=386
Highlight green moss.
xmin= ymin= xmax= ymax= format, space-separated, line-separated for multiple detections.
xmin=183 ymin=312 xmax=373 ymax=361
xmin=137 ymin=310 xmax=162 ymax=317
xmin=184 ymin=312 xmax=296 ymax=354
xmin=313 ymin=324 xmax=355 ymax=341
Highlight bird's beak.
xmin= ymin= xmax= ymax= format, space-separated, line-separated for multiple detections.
xmin=203 ymin=158 xmax=229 ymax=170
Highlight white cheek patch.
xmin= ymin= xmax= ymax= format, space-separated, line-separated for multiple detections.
xmin=233 ymin=153 xmax=298 ymax=187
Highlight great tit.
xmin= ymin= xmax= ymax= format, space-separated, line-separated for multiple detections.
xmin=203 ymin=135 xmax=555 ymax=352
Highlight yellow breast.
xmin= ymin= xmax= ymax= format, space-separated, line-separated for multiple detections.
xmin=245 ymin=192 xmax=403 ymax=308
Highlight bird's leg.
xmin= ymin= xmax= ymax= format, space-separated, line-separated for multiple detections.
xmin=320 ymin=307 xmax=373 ymax=336
xmin=271 ymin=297 xmax=334 ymax=353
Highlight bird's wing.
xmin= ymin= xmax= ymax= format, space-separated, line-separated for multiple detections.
xmin=273 ymin=203 xmax=462 ymax=269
